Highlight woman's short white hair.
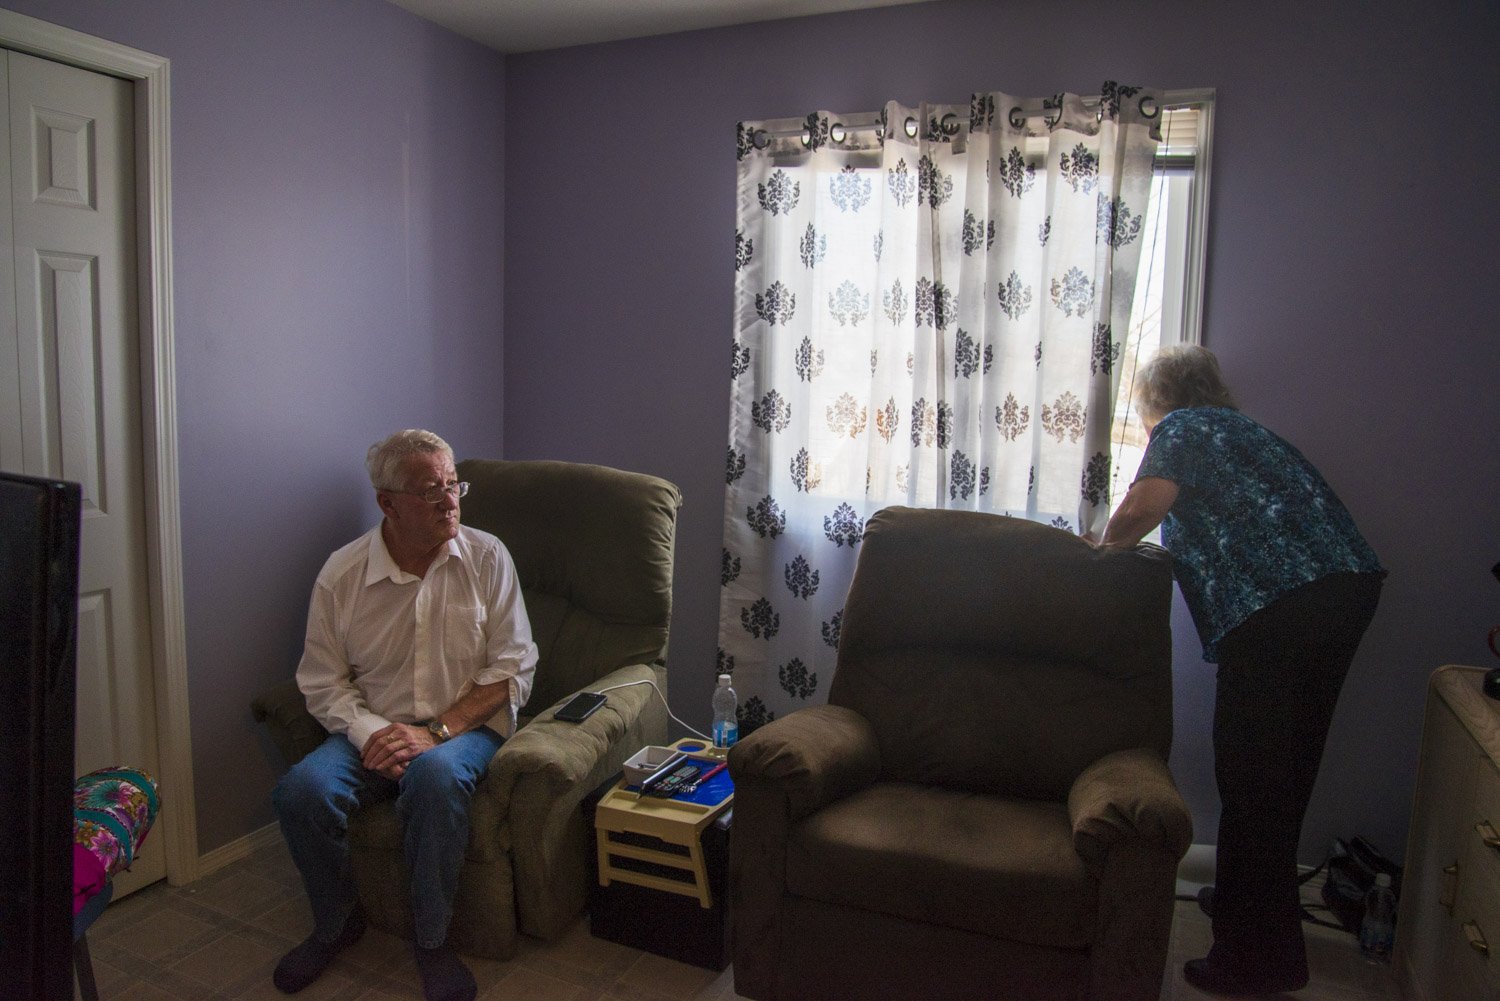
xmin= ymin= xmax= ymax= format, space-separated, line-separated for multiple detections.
xmin=365 ymin=429 xmax=453 ymax=491
xmin=1134 ymin=345 xmax=1237 ymax=425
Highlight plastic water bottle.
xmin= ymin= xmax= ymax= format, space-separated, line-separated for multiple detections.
xmin=1359 ymin=872 xmax=1396 ymax=963
xmin=712 ymin=673 xmax=738 ymax=748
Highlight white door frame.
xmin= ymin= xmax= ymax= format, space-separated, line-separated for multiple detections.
xmin=1 ymin=9 xmax=197 ymax=885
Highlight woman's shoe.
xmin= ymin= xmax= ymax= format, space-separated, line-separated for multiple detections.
xmin=1183 ymin=957 xmax=1309 ymax=996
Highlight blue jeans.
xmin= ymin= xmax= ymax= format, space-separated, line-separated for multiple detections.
xmin=272 ymin=727 xmax=505 ymax=949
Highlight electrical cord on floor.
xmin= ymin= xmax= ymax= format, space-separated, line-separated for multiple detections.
xmin=1176 ymin=885 xmax=1347 ymax=931
xmin=591 ymin=678 xmax=713 ymax=742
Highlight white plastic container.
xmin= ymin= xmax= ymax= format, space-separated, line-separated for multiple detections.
xmin=622 ymin=745 xmax=681 ymax=786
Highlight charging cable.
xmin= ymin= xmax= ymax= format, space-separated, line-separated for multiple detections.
xmin=592 ymin=678 xmax=712 ymax=742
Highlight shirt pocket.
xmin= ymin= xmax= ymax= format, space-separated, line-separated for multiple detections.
xmin=444 ymin=603 xmax=488 ymax=669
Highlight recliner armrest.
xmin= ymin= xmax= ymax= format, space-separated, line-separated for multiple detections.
xmin=728 ymin=703 xmax=879 ymax=999
xmin=487 ymin=662 xmax=669 ymax=939
xmin=1066 ymin=747 xmax=1193 ymax=868
xmin=489 ymin=665 xmax=662 ymax=788
xmin=1069 ymin=748 xmax=1191 ymax=1001
xmin=250 ymin=678 xmax=328 ymax=767
xmin=728 ymin=703 xmax=880 ymax=820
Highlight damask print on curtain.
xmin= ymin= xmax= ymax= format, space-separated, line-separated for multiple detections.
xmin=720 ymin=84 xmax=1162 ymax=732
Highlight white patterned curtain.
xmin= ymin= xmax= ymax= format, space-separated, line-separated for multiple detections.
xmin=719 ymin=84 xmax=1162 ymax=732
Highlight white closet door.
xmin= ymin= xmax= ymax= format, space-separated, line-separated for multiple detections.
xmin=3 ymin=48 xmax=164 ymax=896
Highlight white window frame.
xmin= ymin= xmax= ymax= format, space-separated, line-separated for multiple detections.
xmin=1163 ymin=88 xmax=1215 ymax=348
xmin=1108 ymin=88 xmax=1215 ymax=514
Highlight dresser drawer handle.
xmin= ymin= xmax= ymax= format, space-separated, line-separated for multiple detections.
xmin=1466 ymin=921 xmax=1491 ymax=957
xmin=1481 ymin=820 xmax=1500 ymax=850
xmin=1442 ymin=863 xmax=1459 ymax=913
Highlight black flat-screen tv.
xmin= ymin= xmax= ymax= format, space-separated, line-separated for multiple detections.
xmin=0 ymin=472 xmax=81 ymax=1000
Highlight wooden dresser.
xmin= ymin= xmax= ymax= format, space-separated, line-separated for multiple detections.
xmin=1397 ymin=665 xmax=1500 ymax=1001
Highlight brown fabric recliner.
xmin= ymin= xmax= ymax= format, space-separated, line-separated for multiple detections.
xmin=728 ymin=506 xmax=1191 ymax=1001
xmin=251 ymin=459 xmax=680 ymax=960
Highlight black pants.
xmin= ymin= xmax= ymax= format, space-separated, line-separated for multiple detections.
xmin=1208 ymin=571 xmax=1383 ymax=980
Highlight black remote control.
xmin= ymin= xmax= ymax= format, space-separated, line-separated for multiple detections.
xmin=646 ymin=763 xmax=701 ymax=797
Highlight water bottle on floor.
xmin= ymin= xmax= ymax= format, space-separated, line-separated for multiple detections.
xmin=712 ymin=673 xmax=738 ymax=748
xmin=1359 ymin=872 xmax=1396 ymax=963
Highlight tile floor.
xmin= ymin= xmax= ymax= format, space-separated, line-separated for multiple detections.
xmin=78 ymin=837 xmax=1406 ymax=1000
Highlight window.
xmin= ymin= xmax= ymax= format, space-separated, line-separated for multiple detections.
xmin=1108 ymin=90 xmax=1215 ymax=512
xmin=723 ymin=88 xmax=1210 ymax=729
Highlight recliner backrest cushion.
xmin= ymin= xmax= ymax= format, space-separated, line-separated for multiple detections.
xmin=456 ymin=459 xmax=681 ymax=715
xmin=829 ymin=506 xmax=1174 ymax=800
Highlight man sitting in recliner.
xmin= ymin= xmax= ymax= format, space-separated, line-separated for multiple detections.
xmin=271 ymin=429 xmax=537 ymax=1001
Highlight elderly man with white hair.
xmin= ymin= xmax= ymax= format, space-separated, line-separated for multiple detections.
xmin=271 ymin=429 xmax=537 ymax=1001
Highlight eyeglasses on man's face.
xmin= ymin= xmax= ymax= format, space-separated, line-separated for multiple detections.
xmin=392 ymin=480 xmax=469 ymax=504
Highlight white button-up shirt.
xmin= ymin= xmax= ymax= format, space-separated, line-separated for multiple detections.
xmin=296 ymin=523 xmax=538 ymax=753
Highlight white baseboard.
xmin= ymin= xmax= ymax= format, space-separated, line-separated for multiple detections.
xmin=1177 ymin=842 xmax=1216 ymax=891
xmin=1176 ymin=842 xmax=1215 ymax=897
xmin=197 ymin=822 xmax=281 ymax=878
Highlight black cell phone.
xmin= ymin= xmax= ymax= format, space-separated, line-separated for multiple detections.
xmin=554 ymin=691 xmax=606 ymax=723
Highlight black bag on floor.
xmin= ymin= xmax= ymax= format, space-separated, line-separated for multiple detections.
xmin=1302 ymin=836 xmax=1403 ymax=933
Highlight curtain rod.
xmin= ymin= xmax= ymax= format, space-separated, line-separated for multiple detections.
xmin=759 ymin=94 xmax=1163 ymax=141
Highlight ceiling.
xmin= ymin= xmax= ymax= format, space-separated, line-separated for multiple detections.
xmin=386 ymin=0 xmax=935 ymax=54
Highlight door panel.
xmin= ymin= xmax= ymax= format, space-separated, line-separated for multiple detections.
xmin=0 ymin=54 xmax=18 ymax=468
xmin=4 ymin=48 xmax=163 ymax=896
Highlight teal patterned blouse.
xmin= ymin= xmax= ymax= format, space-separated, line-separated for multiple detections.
xmin=1136 ymin=407 xmax=1383 ymax=662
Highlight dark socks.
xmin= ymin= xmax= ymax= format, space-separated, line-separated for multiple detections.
xmin=273 ymin=909 xmax=365 ymax=993
xmin=415 ymin=942 xmax=476 ymax=1001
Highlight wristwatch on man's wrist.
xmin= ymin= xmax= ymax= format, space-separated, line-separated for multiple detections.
xmin=427 ymin=720 xmax=452 ymax=743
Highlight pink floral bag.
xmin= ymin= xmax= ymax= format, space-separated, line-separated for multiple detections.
xmin=74 ymin=766 xmax=159 ymax=912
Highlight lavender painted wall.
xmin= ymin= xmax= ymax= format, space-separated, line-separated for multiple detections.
xmin=4 ymin=0 xmax=506 ymax=851
xmin=7 ymin=0 xmax=1494 ymax=872
xmin=504 ymin=0 xmax=1500 ymax=862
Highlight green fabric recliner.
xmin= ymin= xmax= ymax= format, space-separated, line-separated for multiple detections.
xmin=251 ymin=459 xmax=681 ymax=959
xmin=728 ymin=506 xmax=1192 ymax=1001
